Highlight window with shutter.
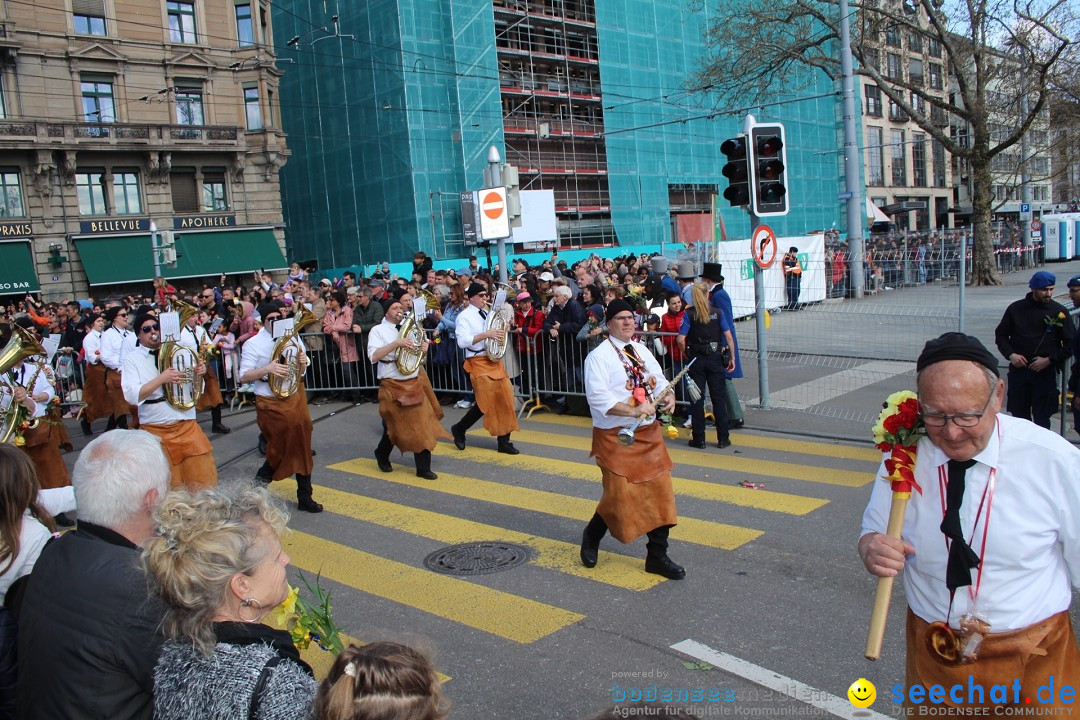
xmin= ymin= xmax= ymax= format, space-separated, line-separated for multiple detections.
xmin=170 ymin=170 xmax=198 ymax=212
xmin=73 ymin=0 xmax=106 ymax=35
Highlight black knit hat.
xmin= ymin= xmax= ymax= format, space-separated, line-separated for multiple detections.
xmin=605 ymin=299 xmax=634 ymax=324
xmin=466 ymin=282 xmax=487 ymax=298
xmin=256 ymin=302 xmax=282 ymax=322
xmin=916 ymin=332 xmax=999 ymax=377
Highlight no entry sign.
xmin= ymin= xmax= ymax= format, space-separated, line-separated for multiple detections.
xmin=479 ymin=187 xmax=511 ymax=240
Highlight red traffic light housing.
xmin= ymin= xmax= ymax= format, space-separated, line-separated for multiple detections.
xmin=749 ymin=123 xmax=789 ymax=217
xmin=720 ymin=136 xmax=751 ymax=207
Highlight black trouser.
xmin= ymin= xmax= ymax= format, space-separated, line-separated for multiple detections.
xmin=785 ymin=274 xmax=801 ymax=308
xmin=1006 ymin=365 xmax=1058 ymax=429
xmin=455 ymin=403 xmax=512 ymax=446
xmin=583 ymin=513 xmax=673 ymax=560
xmin=375 ymin=422 xmax=432 ymax=473
xmin=689 ymin=352 xmax=729 ymax=443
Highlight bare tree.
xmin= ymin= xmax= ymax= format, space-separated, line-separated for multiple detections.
xmin=695 ymin=0 xmax=1076 ymax=285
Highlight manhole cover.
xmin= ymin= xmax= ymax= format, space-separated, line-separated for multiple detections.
xmin=423 ymin=541 xmax=531 ymax=576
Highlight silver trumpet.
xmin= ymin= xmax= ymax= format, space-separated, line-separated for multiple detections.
xmin=617 ymin=358 xmax=700 ymax=446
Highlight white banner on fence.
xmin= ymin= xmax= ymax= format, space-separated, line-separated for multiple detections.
xmin=715 ymin=233 xmax=825 ymax=319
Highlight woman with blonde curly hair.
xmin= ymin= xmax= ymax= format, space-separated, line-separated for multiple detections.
xmin=314 ymin=642 xmax=447 ymax=720
xmin=143 ymin=484 xmax=317 ymax=720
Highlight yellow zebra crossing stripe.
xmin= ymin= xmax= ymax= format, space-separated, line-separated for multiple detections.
xmin=329 ymin=459 xmax=763 ymax=550
xmin=279 ymin=483 xmax=665 ymax=590
xmin=470 ymin=427 xmax=873 ymax=487
xmin=433 ymin=444 xmax=826 ymax=515
xmin=282 ymin=531 xmax=584 ymax=644
xmin=525 ymin=413 xmax=883 ymax=463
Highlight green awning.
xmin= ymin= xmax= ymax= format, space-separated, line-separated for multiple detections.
xmin=74 ymin=227 xmax=287 ymax=286
xmin=0 ymin=240 xmax=41 ymax=293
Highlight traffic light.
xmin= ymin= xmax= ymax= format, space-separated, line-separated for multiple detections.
xmin=720 ymin=136 xmax=750 ymax=206
xmin=750 ymin=123 xmax=789 ymax=217
xmin=502 ymin=163 xmax=522 ymax=228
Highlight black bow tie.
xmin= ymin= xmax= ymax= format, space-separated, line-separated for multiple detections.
xmin=148 ymin=349 xmax=159 ymax=360
xmin=941 ymin=458 xmax=980 ymax=591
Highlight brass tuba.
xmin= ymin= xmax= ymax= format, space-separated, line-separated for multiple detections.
xmin=0 ymin=324 xmax=48 ymax=445
xmin=394 ymin=311 xmax=427 ymax=376
xmin=484 ymin=290 xmax=511 ymax=361
xmin=268 ymin=306 xmax=320 ymax=398
xmin=160 ymin=299 xmax=203 ymax=410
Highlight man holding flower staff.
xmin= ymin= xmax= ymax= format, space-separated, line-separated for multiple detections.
xmin=860 ymin=332 xmax=1080 ymax=707
xmin=580 ymin=299 xmax=685 ymax=580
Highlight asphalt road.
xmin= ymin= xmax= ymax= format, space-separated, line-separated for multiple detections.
xmin=53 ymin=260 xmax=1080 ymax=719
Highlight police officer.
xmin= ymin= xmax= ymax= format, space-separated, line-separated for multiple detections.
xmin=678 ymin=263 xmax=736 ymax=449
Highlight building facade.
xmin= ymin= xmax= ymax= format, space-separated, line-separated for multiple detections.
xmin=857 ymin=8 xmax=954 ymax=232
xmin=272 ymin=0 xmax=848 ymax=270
xmin=0 ymin=0 xmax=290 ymax=302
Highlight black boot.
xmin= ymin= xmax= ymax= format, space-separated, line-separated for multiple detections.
xmin=644 ymin=526 xmax=685 ymax=579
xmin=497 ymin=433 xmax=520 ymax=455
xmin=80 ymin=417 xmax=94 ymax=436
xmin=580 ymin=513 xmax=608 ymax=568
xmin=254 ymin=461 xmax=274 ymax=485
xmin=450 ymin=423 xmax=467 ymax=451
xmin=375 ymin=430 xmax=393 ymax=473
xmin=105 ymin=415 xmax=117 ymax=431
xmin=296 ymin=474 xmax=323 ymax=513
xmin=414 ymin=450 xmax=437 ymax=480
xmin=210 ymin=406 xmax=230 ymax=434
xmin=257 ymin=433 xmax=267 ymax=456
xmin=116 ymin=415 xmax=128 ymax=430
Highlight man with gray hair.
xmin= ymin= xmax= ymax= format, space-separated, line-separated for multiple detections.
xmin=17 ymin=430 xmax=171 ymax=720
xmin=860 ymin=333 xmax=1080 ymax=706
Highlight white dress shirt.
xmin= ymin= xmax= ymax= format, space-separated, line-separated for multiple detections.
xmin=368 ymin=319 xmax=416 ymax=380
xmin=584 ymin=338 xmax=667 ymax=430
xmin=861 ymin=413 xmax=1080 ymax=631
xmin=82 ymin=330 xmax=102 ymax=366
xmin=100 ymin=325 xmax=136 ymax=372
xmin=239 ymin=328 xmax=276 ymax=398
xmin=121 ymin=346 xmax=194 ymax=424
xmin=455 ymin=304 xmax=487 ymax=357
xmin=179 ymin=324 xmax=209 ymax=351
xmin=0 ymin=362 xmax=54 ymax=419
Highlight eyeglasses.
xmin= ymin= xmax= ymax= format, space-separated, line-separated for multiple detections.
xmin=920 ymin=390 xmax=994 ymax=428
xmin=139 ymin=323 xmax=159 ymax=333
xmin=117 ymin=312 xmax=128 ymax=317
xmin=611 ymin=314 xmax=635 ymax=322
xmin=201 ymin=294 xmax=214 ymax=299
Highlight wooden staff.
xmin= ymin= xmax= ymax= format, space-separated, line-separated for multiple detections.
xmin=864 ymin=490 xmax=910 ymax=660
xmin=864 ymin=444 xmax=917 ymax=661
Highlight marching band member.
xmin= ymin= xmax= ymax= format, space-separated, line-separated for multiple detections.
xmin=179 ymin=309 xmax=230 ymax=434
xmin=122 ymin=311 xmax=216 ymax=490
xmin=580 ymin=299 xmax=685 ymax=580
xmin=450 ymin=283 xmax=520 ymax=454
xmin=99 ymin=306 xmax=137 ymax=430
xmin=239 ymin=302 xmax=322 ymax=513
xmin=0 ymin=322 xmax=70 ymax=492
xmin=368 ymin=298 xmax=449 ymax=479
xmin=78 ymin=313 xmax=108 ymax=436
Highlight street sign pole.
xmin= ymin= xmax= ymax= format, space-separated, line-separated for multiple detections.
xmin=746 ymin=116 xmax=770 ymax=409
xmin=488 ymin=146 xmax=509 ymax=285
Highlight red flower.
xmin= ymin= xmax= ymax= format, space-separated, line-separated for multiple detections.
xmin=882 ymin=413 xmax=901 ymax=434
xmin=897 ymin=398 xmax=919 ymax=427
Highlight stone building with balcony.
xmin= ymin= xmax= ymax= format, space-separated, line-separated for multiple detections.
xmin=857 ymin=7 xmax=954 ymax=233
xmin=0 ymin=0 xmax=290 ymax=301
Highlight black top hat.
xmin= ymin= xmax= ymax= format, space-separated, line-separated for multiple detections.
xmin=701 ymin=262 xmax=724 ymax=282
